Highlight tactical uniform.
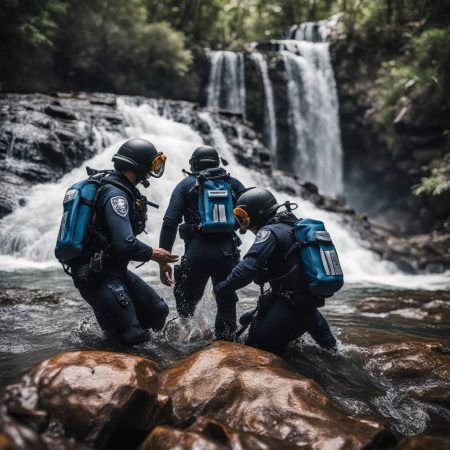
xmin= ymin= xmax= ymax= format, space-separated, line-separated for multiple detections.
xmin=215 ymin=210 xmax=336 ymax=353
xmin=72 ymin=170 xmax=169 ymax=345
xmin=159 ymin=169 xmax=245 ymax=340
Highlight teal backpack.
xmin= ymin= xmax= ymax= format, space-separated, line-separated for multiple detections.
xmin=55 ymin=170 xmax=103 ymax=265
xmin=293 ymin=218 xmax=344 ymax=298
xmin=197 ymin=168 xmax=235 ymax=233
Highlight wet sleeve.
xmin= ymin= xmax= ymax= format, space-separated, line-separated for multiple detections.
xmin=159 ymin=182 xmax=186 ymax=252
xmin=103 ymin=190 xmax=153 ymax=262
xmin=214 ymin=228 xmax=277 ymax=296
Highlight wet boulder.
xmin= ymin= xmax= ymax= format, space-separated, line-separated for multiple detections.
xmin=395 ymin=434 xmax=450 ymax=450
xmin=1 ymin=351 xmax=171 ymax=449
xmin=140 ymin=416 xmax=301 ymax=450
xmin=158 ymin=341 xmax=396 ymax=450
xmin=365 ymin=342 xmax=450 ymax=408
xmin=0 ymin=413 xmax=88 ymax=450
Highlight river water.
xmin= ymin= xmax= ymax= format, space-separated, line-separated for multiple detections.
xmin=0 ymin=98 xmax=449 ymax=437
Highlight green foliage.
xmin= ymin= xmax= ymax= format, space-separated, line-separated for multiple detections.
xmin=413 ymin=157 xmax=450 ymax=197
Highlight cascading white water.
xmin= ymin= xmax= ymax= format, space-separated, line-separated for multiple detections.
xmin=250 ymin=52 xmax=278 ymax=164
xmin=287 ymin=19 xmax=330 ymax=42
xmin=277 ymin=16 xmax=344 ymax=198
xmin=281 ymin=40 xmax=343 ymax=198
xmin=0 ymin=97 xmax=448 ymax=289
xmin=206 ymin=50 xmax=246 ymax=117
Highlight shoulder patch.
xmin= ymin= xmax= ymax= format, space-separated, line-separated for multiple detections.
xmin=254 ymin=229 xmax=271 ymax=244
xmin=111 ymin=196 xmax=129 ymax=217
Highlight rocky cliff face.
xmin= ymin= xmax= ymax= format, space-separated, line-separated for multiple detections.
xmin=0 ymin=93 xmax=123 ymax=218
xmin=329 ymin=28 xmax=450 ymax=236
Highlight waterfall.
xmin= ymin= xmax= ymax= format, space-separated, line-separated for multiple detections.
xmin=286 ymin=19 xmax=330 ymax=42
xmin=206 ymin=51 xmax=246 ymax=117
xmin=250 ymin=52 xmax=278 ymax=165
xmin=277 ymin=17 xmax=344 ymax=198
xmin=1 ymin=96 xmax=448 ymax=288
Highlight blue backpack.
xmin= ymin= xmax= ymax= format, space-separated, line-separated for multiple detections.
xmin=294 ymin=219 xmax=344 ymax=298
xmin=197 ymin=168 xmax=235 ymax=233
xmin=55 ymin=168 xmax=139 ymax=265
xmin=54 ymin=170 xmax=105 ymax=264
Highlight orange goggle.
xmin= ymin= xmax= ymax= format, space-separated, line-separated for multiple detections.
xmin=150 ymin=153 xmax=167 ymax=178
xmin=233 ymin=207 xmax=251 ymax=229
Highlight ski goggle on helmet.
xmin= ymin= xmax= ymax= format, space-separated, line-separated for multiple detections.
xmin=233 ymin=207 xmax=251 ymax=229
xmin=148 ymin=153 xmax=167 ymax=178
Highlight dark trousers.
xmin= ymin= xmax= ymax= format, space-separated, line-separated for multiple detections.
xmin=246 ymin=295 xmax=336 ymax=353
xmin=74 ymin=269 xmax=169 ymax=345
xmin=174 ymin=234 xmax=238 ymax=340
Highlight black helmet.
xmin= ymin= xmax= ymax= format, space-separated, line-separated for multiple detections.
xmin=112 ymin=138 xmax=167 ymax=183
xmin=234 ymin=188 xmax=279 ymax=230
xmin=189 ymin=146 xmax=220 ymax=173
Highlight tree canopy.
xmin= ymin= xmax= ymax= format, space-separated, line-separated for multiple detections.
xmin=0 ymin=0 xmax=449 ymax=94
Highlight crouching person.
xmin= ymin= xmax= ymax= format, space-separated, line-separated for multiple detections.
xmin=213 ymin=188 xmax=337 ymax=354
xmin=57 ymin=139 xmax=178 ymax=345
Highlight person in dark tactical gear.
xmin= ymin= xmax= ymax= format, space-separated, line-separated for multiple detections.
xmin=159 ymin=145 xmax=245 ymax=340
xmin=214 ymin=187 xmax=337 ymax=354
xmin=70 ymin=138 xmax=178 ymax=345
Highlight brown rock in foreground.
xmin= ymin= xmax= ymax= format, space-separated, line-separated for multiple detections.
xmin=1 ymin=351 xmax=171 ymax=449
xmin=395 ymin=434 xmax=450 ymax=450
xmin=158 ymin=341 xmax=396 ymax=450
xmin=365 ymin=341 xmax=450 ymax=408
xmin=0 ymin=413 xmax=88 ymax=450
xmin=140 ymin=416 xmax=303 ymax=450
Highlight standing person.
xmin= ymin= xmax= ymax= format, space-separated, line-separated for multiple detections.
xmin=214 ymin=188 xmax=337 ymax=354
xmin=159 ymin=146 xmax=245 ymax=340
xmin=65 ymin=139 xmax=178 ymax=345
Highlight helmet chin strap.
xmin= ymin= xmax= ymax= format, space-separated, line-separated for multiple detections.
xmin=141 ymin=179 xmax=150 ymax=188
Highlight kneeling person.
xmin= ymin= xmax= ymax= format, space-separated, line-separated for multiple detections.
xmin=68 ymin=139 xmax=178 ymax=345
xmin=214 ymin=188 xmax=337 ymax=353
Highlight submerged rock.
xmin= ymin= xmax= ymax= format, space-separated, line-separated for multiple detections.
xmin=357 ymin=290 xmax=450 ymax=324
xmin=0 ymin=288 xmax=62 ymax=306
xmin=158 ymin=341 xmax=396 ymax=450
xmin=1 ymin=351 xmax=171 ymax=449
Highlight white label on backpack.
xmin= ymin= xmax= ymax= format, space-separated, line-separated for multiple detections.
xmin=208 ymin=190 xmax=228 ymax=198
xmin=58 ymin=212 xmax=68 ymax=241
xmin=254 ymin=229 xmax=271 ymax=244
xmin=111 ymin=196 xmax=129 ymax=217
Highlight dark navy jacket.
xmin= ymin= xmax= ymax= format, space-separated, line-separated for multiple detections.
xmin=93 ymin=171 xmax=152 ymax=273
xmin=214 ymin=221 xmax=311 ymax=300
xmin=159 ymin=172 xmax=245 ymax=252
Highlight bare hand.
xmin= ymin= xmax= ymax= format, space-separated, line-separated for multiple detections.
xmin=151 ymin=248 xmax=179 ymax=265
xmin=160 ymin=263 xmax=174 ymax=287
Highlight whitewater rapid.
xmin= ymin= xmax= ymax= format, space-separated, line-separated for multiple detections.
xmin=0 ymin=98 xmax=448 ymax=290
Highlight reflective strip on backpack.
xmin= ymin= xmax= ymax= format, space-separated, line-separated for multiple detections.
xmin=213 ymin=204 xmax=227 ymax=223
xmin=320 ymin=249 xmax=343 ymax=276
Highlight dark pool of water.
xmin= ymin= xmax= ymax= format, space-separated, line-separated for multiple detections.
xmin=0 ymin=267 xmax=449 ymax=437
